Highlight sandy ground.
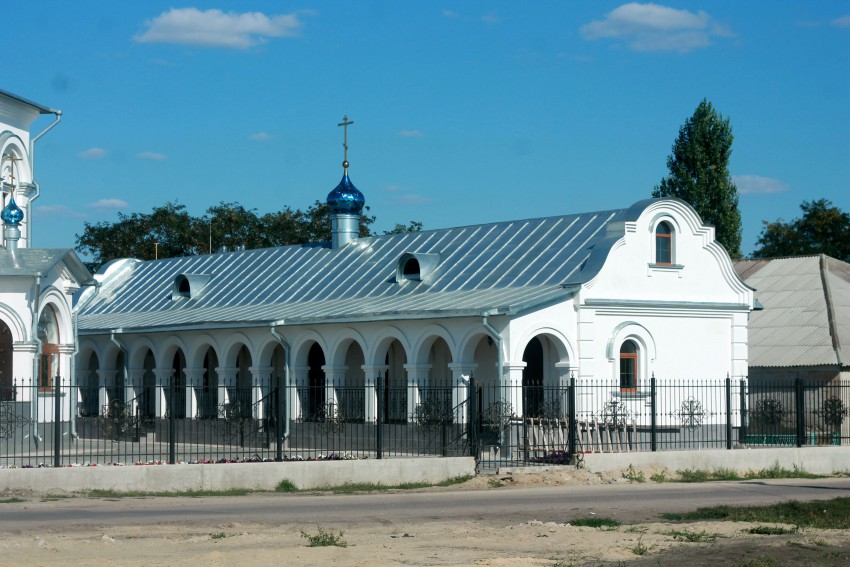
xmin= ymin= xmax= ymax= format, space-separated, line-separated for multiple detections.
xmin=2 ymin=467 xmax=849 ymax=567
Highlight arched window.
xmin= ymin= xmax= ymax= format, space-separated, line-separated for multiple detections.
xmin=619 ymin=340 xmax=638 ymax=392
xmin=655 ymin=221 xmax=673 ymax=265
xmin=37 ymin=305 xmax=60 ymax=391
xmin=0 ymin=319 xmax=13 ymax=400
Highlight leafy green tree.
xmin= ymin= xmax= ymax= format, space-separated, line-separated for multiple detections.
xmin=653 ymin=99 xmax=743 ymax=257
xmin=752 ymin=199 xmax=850 ymax=261
xmin=76 ymin=200 xmax=401 ymax=272
xmin=384 ymin=221 xmax=424 ymax=234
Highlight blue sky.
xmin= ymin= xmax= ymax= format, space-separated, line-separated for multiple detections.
xmin=6 ymin=2 xmax=849 ymax=256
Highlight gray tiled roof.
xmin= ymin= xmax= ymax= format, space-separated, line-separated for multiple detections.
xmin=78 ymin=200 xmax=657 ymax=333
xmin=735 ymin=255 xmax=850 ymax=368
xmin=0 ymin=248 xmax=94 ymax=284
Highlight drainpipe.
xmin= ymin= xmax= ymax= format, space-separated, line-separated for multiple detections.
xmin=269 ymin=322 xmax=291 ymax=443
xmin=27 ymin=110 xmax=61 ymax=247
xmin=69 ymin=282 xmax=100 ymax=439
xmin=30 ymin=274 xmax=43 ymax=443
xmin=481 ymin=313 xmax=503 ymax=387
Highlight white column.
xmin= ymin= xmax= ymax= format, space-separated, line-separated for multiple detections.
xmin=504 ymin=362 xmax=526 ymax=418
xmin=249 ymin=366 xmax=273 ymax=419
xmin=361 ymin=365 xmax=388 ymax=423
xmin=404 ymin=364 xmax=430 ymax=422
xmin=554 ymin=362 xmax=573 ymax=419
xmin=291 ymin=365 xmax=309 ymax=420
xmin=215 ymin=366 xmax=238 ymax=415
xmin=183 ymin=368 xmax=205 ymax=420
xmin=127 ymin=369 xmax=145 ymax=416
xmin=96 ymin=369 xmax=115 ymax=415
xmin=322 ymin=365 xmax=346 ymax=420
xmin=448 ymin=363 xmax=477 ymax=424
xmin=152 ymin=367 xmax=173 ymax=418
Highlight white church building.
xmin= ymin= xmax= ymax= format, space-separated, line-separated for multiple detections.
xmin=1 ymin=88 xmax=756 ymax=442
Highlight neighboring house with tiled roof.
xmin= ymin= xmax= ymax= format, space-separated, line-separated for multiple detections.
xmin=734 ymin=254 xmax=850 ymax=384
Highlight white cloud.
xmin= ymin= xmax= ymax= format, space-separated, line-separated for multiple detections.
xmin=134 ymin=8 xmax=306 ymax=49
xmin=732 ymin=175 xmax=789 ymax=195
xmin=832 ymin=15 xmax=850 ymax=27
xmin=581 ymin=3 xmax=732 ymax=53
xmin=137 ymin=151 xmax=167 ymax=161
xmin=397 ymin=130 xmax=424 ymax=138
xmin=442 ymin=10 xmax=458 ymax=18
xmin=87 ymin=198 xmax=128 ymax=210
xmin=78 ymin=147 xmax=107 ymax=160
xmin=35 ymin=204 xmax=87 ymax=219
xmin=250 ymin=132 xmax=273 ymax=141
xmin=481 ymin=12 xmax=499 ymax=24
xmin=393 ymin=193 xmax=431 ymax=205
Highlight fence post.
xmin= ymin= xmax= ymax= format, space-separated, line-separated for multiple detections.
xmin=650 ymin=374 xmax=657 ymax=452
xmin=53 ymin=375 xmax=62 ymax=467
xmin=568 ymin=374 xmax=576 ymax=462
xmin=376 ymin=375 xmax=383 ymax=459
xmin=275 ymin=377 xmax=283 ymax=461
xmin=725 ymin=374 xmax=733 ymax=450
xmin=169 ymin=377 xmax=176 ymax=464
xmin=795 ymin=378 xmax=805 ymax=447
xmin=739 ymin=379 xmax=748 ymax=444
xmin=467 ymin=375 xmax=478 ymax=459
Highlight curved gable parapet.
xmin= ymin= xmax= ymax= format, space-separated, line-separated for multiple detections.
xmin=0 ymin=301 xmax=28 ymax=342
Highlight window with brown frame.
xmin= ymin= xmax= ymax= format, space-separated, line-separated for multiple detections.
xmin=655 ymin=221 xmax=672 ymax=265
xmin=619 ymin=340 xmax=638 ymax=392
xmin=37 ymin=305 xmax=60 ymax=391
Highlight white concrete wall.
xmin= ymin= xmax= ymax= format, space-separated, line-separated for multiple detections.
xmin=0 ymin=457 xmax=476 ymax=495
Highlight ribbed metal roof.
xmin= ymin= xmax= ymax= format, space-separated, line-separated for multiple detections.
xmin=77 ymin=202 xmax=650 ymax=333
xmin=734 ymin=255 xmax=850 ymax=368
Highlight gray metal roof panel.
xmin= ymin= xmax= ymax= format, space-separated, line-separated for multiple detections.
xmin=78 ymin=203 xmax=647 ymax=332
xmin=0 ymin=248 xmax=94 ymax=285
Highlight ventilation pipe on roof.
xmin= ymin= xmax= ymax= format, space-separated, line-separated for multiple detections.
xmin=69 ymin=281 xmax=100 ymax=440
xmin=481 ymin=313 xmax=503 ymax=388
xmin=270 ymin=323 xmax=291 ymax=451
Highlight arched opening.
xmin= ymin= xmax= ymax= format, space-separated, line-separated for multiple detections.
xmin=236 ymin=345 xmax=252 ymax=418
xmin=111 ymin=351 xmax=126 ymax=406
xmin=141 ymin=350 xmax=156 ymax=419
xmin=171 ymin=350 xmax=187 ymax=418
xmin=384 ymin=339 xmax=407 ymax=423
xmin=341 ymin=341 xmax=366 ymax=422
xmin=80 ymin=352 xmax=99 ymax=416
xmin=37 ymin=305 xmax=60 ymax=391
xmin=619 ymin=340 xmax=639 ymax=392
xmin=427 ymin=337 xmax=452 ymax=417
xmin=201 ymin=348 xmax=219 ymax=419
xmin=0 ymin=319 xmax=12 ymax=401
xmin=522 ymin=337 xmax=544 ymax=418
xmin=307 ymin=343 xmax=326 ymax=420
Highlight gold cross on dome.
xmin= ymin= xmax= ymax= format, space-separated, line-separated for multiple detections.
xmin=2 ymin=154 xmax=21 ymax=195
xmin=337 ymin=115 xmax=354 ymax=172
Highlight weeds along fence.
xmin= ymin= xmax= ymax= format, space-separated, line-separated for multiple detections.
xmin=1 ymin=376 xmax=848 ymax=468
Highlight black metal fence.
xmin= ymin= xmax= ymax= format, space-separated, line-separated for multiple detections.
xmin=1 ymin=376 xmax=847 ymax=468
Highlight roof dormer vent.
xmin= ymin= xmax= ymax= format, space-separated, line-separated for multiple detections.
xmin=396 ymin=252 xmax=440 ymax=283
xmin=172 ymin=273 xmax=211 ymax=300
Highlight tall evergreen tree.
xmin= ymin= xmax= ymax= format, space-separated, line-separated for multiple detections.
xmin=653 ymin=99 xmax=742 ymax=257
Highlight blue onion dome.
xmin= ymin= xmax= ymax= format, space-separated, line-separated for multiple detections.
xmin=1 ymin=197 xmax=24 ymax=225
xmin=326 ymin=169 xmax=365 ymax=215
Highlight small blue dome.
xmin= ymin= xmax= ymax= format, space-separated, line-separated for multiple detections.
xmin=326 ymin=173 xmax=365 ymax=215
xmin=1 ymin=197 xmax=24 ymax=225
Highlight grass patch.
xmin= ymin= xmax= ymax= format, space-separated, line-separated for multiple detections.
xmin=209 ymin=532 xmax=227 ymax=540
xmin=309 ymin=475 xmax=473 ymax=494
xmin=675 ymin=463 xmax=825 ymax=483
xmin=623 ymin=464 xmax=645 ymax=483
xmin=86 ymin=488 xmax=255 ymax=498
xmin=0 ymin=497 xmax=26 ymax=504
xmin=663 ymin=529 xmax=720 ymax=542
xmin=734 ymin=558 xmax=776 ymax=567
xmin=300 ymin=525 xmax=347 ymax=547
xmin=631 ymin=535 xmax=649 ymax=555
xmin=662 ymin=497 xmax=850 ymax=529
xmin=275 ymin=479 xmax=298 ymax=493
xmin=571 ymin=517 xmax=621 ymax=529
xmin=747 ymin=525 xmax=797 ymax=535
xmin=650 ymin=471 xmax=668 ymax=483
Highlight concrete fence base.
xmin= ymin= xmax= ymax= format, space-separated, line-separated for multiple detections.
xmin=0 ymin=457 xmax=476 ymax=495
